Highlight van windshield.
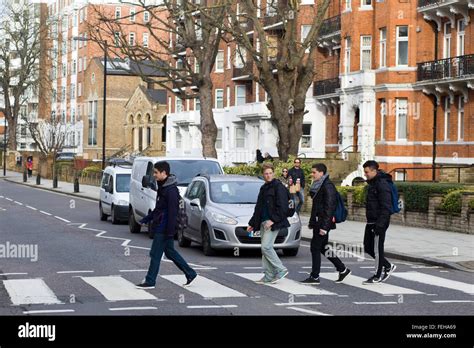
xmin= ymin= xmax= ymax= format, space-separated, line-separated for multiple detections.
xmin=116 ymin=174 xmax=131 ymax=192
xmin=168 ymin=160 xmax=222 ymax=186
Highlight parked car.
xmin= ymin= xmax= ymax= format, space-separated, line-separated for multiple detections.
xmin=128 ymin=157 xmax=224 ymax=238
xmin=177 ymin=174 xmax=301 ymax=256
xmin=56 ymin=152 xmax=76 ymax=161
xmin=99 ymin=163 xmax=132 ymax=224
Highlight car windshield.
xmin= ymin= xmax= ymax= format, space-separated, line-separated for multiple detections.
xmin=116 ymin=174 xmax=131 ymax=192
xmin=210 ymin=181 xmax=262 ymax=204
xmin=168 ymin=160 xmax=222 ymax=186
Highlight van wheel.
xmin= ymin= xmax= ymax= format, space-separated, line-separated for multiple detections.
xmin=111 ymin=205 xmax=120 ymax=225
xmin=283 ymin=248 xmax=299 ymax=257
xmin=128 ymin=207 xmax=141 ymax=234
xmin=201 ymin=225 xmax=216 ymax=256
xmin=99 ymin=202 xmax=108 ymax=221
xmin=178 ymin=228 xmax=191 ymax=247
xmin=147 ymin=222 xmax=155 ymax=239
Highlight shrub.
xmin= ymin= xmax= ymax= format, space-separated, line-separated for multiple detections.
xmin=396 ymin=182 xmax=465 ymax=212
xmin=336 ymin=186 xmax=353 ymax=202
xmin=439 ymin=189 xmax=463 ymax=214
xmin=469 ymin=199 xmax=474 ymax=210
xmin=352 ymin=185 xmax=368 ymax=205
xmin=81 ymin=165 xmax=103 ymax=177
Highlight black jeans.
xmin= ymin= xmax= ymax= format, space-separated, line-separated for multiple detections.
xmin=364 ymin=223 xmax=391 ymax=278
xmin=310 ymin=224 xmax=346 ymax=279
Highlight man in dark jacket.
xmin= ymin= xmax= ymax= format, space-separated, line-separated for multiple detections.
xmin=301 ymin=163 xmax=351 ymax=285
xmin=288 ymin=158 xmax=305 ymax=213
xmin=362 ymin=160 xmax=396 ymax=284
xmin=135 ymin=161 xmax=197 ymax=289
xmin=248 ymin=163 xmax=290 ymax=284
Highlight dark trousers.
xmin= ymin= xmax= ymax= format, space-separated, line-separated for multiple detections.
xmin=145 ymin=233 xmax=197 ymax=286
xmin=310 ymin=225 xmax=346 ymax=279
xmin=364 ymin=224 xmax=391 ymax=278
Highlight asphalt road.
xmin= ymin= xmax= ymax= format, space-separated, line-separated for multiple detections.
xmin=0 ymin=179 xmax=473 ymax=316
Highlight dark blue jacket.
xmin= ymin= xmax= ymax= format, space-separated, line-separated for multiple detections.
xmin=140 ymin=174 xmax=179 ymax=238
xmin=366 ymin=171 xmax=392 ymax=231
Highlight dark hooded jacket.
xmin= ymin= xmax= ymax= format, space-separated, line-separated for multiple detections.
xmin=308 ymin=176 xmax=337 ymax=232
xmin=366 ymin=171 xmax=393 ymax=231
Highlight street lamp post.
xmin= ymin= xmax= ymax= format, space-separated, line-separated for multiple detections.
xmin=3 ymin=122 xmax=6 ymax=177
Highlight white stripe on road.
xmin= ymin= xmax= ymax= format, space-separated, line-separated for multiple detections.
xmin=161 ymin=275 xmax=247 ymax=298
xmin=319 ymin=273 xmax=424 ymax=295
xmin=14 ymin=201 xmax=23 ymax=205
xmin=40 ymin=211 xmax=52 ymax=216
xmin=57 ymin=270 xmax=94 ymax=274
xmin=431 ymin=300 xmax=474 ymax=303
xmin=275 ymin=302 xmax=322 ymax=306
xmin=301 ymin=266 xmax=335 ymax=269
xmin=287 ymin=306 xmax=332 ymax=316
xmin=119 ymin=269 xmax=148 ymax=273
xmin=244 ymin=267 xmax=263 ymax=269
xmin=24 ymin=309 xmax=75 ymax=314
xmin=5 ymin=198 xmax=13 ymax=201
xmin=392 ymin=272 xmax=474 ymax=295
xmin=187 ymin=305 xmax=238 ymax=309
xmin=0 ymin=273 xmax=28 ymax=276
xmin=3 ymin=279 xmax=62 ymax=305
xmin=109 ymin=306 xmax=158 ymax=311
xmin=233 ymin=273 xmax=337 ymax=296
xmin=354 ymin=302 xmax=398 ymax=305
xmin=54 ymin=216 xmax=71 ymax=223
xmin=26 ymin=205 xmax=37 ymax=210
xmin=80 ymin=276 xmax=157 ymax=301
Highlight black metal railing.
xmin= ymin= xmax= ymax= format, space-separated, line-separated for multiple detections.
xmin=417 ymin=0 xmax=442 ymax=7
xmin=417 ymin=54 xmax=474 ymax=81
xmin=313 ymin=77 xmax=340 ymax=96
xmin=318 ymin=15 xmax=341 ymax=37
xmin=232 ymin=61 xmax=253 ymax=79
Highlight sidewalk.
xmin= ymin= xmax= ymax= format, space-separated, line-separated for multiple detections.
xmin=300 ymin=214 xmax=474 ymax=272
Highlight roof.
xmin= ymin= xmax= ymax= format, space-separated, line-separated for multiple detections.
xmin=199 ymin=174 xmax=263 ymax=183
xmin=133 ymin=156 xmax=221 ymax=163
xmin=104 ymin=165 xmax=132 ymax=174
xmin=145 ymin=89 xmax=167 ymax=104
xmin=95 ymin=58 xmax=168 ymax=77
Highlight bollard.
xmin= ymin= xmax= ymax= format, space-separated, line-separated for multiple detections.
xmin=23 ymin=170 xmax=27 ymax=182
xmin=74 ymin=177 xmax=80 ymax=193
xmin=36 ymin=174 xmax=41 ymax=185
xmin=53 ymin=176 xmax=58 ymax=188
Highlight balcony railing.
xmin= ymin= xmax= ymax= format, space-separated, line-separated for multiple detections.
xmin=417 ymin=54 xmax=474 ymax=81
xmin=318 ymin=15 xmax=341 ymax=37
xmin=313 ymin=77 xmax=340 ymax=96
xmin=233 ymin=61 xmax=253 ymax=79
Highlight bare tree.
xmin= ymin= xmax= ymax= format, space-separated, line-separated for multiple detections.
xmin=87 ymin=0 xmax=228 ymax=158
xmin=221 ymin=0 xmax=331 ymax=161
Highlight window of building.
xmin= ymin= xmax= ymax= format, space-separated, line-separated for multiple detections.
xmin=444 ymin=97 xmax=451 ymax=141
xmin=227 ymin=45 xmax=231 ymax=69
xmin=176 ymin=129 xmax=182 ymax=148
xmin=380 ymin=99 xmax=386 ymax=140
xmin=130 ymin=8 xmax=136 ymax=22
xmin=176 ymin=98 xmax=183 ymax=113
xmin=396 ymin=98 xmax=408 ymax=140
xmin=443 ymin=22 xmax=451 ymax=59
xmin=301 ymin=123 xmax=312 ymax=148
xmin=195 ymin=98 xmax=201 ymax=111
xmin=143 ymin=32 xmax=149 ymax=48
xmin=344 ymin=37 xmax=351 ymax=73
xmin=72 ymin=59 xmax=76 ymax=74
xmin=345 ymin=0 xmax=351 ymax=10
xmin=61 ymin=86 xmax=66 ymax=102
xmin=235 ymin=85 xmax=246 ymax=105
xmin=458 ymin=96 xmax=464 ymax=141
xmin=360 ymin=35 xmax=372 ymax=70
xmin=144 ymin=11 xmax=150 ymax=22
xmin=235 ymin=125 xmax=245 ymax=148
xmin=379 ymin=28 xmax=387 ymax=68
xmin=361 ymin=0 xmax=372 ymax=6
xmin=78 ymin=82 xmax=82 ymax=97
xmin=71 ymin=107 xmax=75 ymax=123
xmin=396 ymin=26 xmax=408 ymax=66
xmin=215 ymin=51 xmax=224 ymax=72
xmin=215 ymin=89 xmax=224 ymax=108
xmin=226 ymin=86 xmax=231 ymax=107
xmin=457 ymin=19 xmax=465 ymax=56
xmin=115 ymin=7 xmax=121 ymax=20
xmin=301 ymin=25 xmax=311 ymax=53
xmin=88 ymin=100 xmax=97 ymax=145
xmin=216 ymin=128 xmax=222 ymax=149
xmin=70 ymin=83 xmax=76 ymax=99
xmin=78 ymin=58 xmax=82 ymax=72
xmin=394 ymin=171 xmax=406 ymax=181
xmin=129 ymin=32 xmax=135 ymax=46
xmin=235 ymin=45 xmax=246 ymax=68
xmin=114 ymin=32 xmax=120 ymax=47
xmin=266 ymin=0 xmax=278 ymax=16
xmin=83 ymin=57 xmax=87 ymax=71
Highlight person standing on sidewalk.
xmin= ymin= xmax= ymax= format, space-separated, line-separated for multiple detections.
xmin=301 ymin=163 xmax=351 ymax=285
xmin=136 ymin=161 xmax=197 ymax=289
xmin=362 ymin=160 xmax=396 ymax=284
xmin=288 ymin=158 xmax=305 ymax=214
xmin=248 ymin=163 xmax=289 ymax=284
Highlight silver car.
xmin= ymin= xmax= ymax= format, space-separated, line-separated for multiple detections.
xmin=177 ymin=174 xmax=302 ymax=256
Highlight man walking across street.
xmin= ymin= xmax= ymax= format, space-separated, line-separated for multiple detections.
xmin=362 ymin=160 xmax=397 ymax=284
xmin=248 ymin=163 xmax=290 ymax=284
xmin=288 ymin=158 xmax=305 ymax=214
xmin=136 ymin=161 xmax=197 ymax=289
xmin=301 ymin=163 xmax=351 ymax=285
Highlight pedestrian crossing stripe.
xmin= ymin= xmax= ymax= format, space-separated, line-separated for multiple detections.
xmin=161 ymin=275 xmax=247 ymax=298
xmin=80 ymin=276 xmax=158 ymax=301
xmin=392 ymin=272 xmax=474 ymax=295
xmin=3 ymin=279 xmax=62 ymax=305
xmin=319 ymin=273 xmax=424 ymax=295
xmin=233 ymin=273 xmax=337 ymax=296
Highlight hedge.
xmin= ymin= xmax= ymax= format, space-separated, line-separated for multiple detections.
xmin=469 ymin=199 xmax=474 ymax=210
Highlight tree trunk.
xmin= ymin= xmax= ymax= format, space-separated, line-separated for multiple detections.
xmin=199 ymin=79 xmax=218 ymax=158
xmin=7 ymin=117 xmax=17 ymax=151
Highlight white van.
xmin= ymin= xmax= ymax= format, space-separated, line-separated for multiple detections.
xmin=129 ymin=157 xmax=224 ymax=238
xmin=99 ymin=163 xmax=132 ymax=224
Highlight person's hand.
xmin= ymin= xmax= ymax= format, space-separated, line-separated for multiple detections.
xmin=319 ymin=229 xmax=327 ymax=236
xmin=246 ymin=226 xmax=254 ymax=232
xmin=265 ymin=220 xmax=274 ymax=229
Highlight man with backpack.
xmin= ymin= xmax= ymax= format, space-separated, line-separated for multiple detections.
xmin=362 ymin=160 xmax=397 ymax=284
xmin=301 ymin=163 xmax=351 ymax=285
xmin=248 ymin=163 xmax=290 ymax=284
xmin=135 ymin=161 xmax=197 ymax=289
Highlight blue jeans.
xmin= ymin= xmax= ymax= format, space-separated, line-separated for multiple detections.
xmin=260 ymin=222 xmax=287 ymax=280
xmin=294 ymin=190 xmax=304 ymax=213
xmin=145 ymin=233 xmax=197 ymax=286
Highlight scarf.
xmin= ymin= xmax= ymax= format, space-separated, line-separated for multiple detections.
xmin=309 ymin=173 xmax=329 ymax=198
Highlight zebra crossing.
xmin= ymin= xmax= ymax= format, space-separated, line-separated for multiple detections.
xmin=1 ymin=268 xmax=473 ymax=313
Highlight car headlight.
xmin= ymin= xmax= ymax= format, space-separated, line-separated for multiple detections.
xmin=209 ymin=212 xmax=238 ymax=225
xmin=117 ymin=200 xmax=128 ymax=206
xmin=288 ymin=213 xmax=300 ymax=224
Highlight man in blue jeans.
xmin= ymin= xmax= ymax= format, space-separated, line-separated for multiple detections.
xmin=135 ymin=161 xmax=197 ymax=289
xmin=288 ymin=158 xmax=305 ymax=213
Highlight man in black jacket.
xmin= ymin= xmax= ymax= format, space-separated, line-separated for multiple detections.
xmin=135 ymin=161 xmax=197 ymax=289
xmin=248 ymin=163 xmax=290 ymax=284
xmin=362 ymin=160 xmax=396 ymax=284
xmin=288 ymin=158 xmax=305 ymax=213
xmin=301 ymin=163 xmax=351 ymax=285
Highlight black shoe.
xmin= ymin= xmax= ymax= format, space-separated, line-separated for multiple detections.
xmin=135 ymin=282 xmax=155 ymax=289
xmin=300 ymin=276 xmax=320 ymax=285
xmin=335 ymin=268 xmax=351 ymax=283
xmin=382 ymin=264 xmax=397 ymax=282
xmin=363 ymin=275 xmax=382 ymax=285
xmin=184 ymin=274 xmax=197 ymax=287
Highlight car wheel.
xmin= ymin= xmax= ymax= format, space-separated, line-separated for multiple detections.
xmin=283 ymin=248 xmax=299 ymax=257
xmin=201 ymin=224 xmax=216 ymax=256
xmin=177 ymin=227 xmax=191 ymax=247
xmin=111 ymin=205 xmax=120 ymax=225
xmin=147 ymin=222 xmax=155 ymax=239
xmin=128 ymin=207 xmax=141 ymax=234
xmin=99 ymin=202 xmax=108 ymax=221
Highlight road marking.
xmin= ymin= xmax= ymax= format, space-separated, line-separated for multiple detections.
xmin=275 ymin=302 xmax=322 ymax=306
xmin=354 ymin=302 xmax=398 ymax=305
xmin=0 ymin=195 xmax=3 ymax=198
xmin=186 ymin=305 xmax=238 ymax=309
xmin=431 ymin=300 xmax=474 ymax=304
xmin=161 ymin=275 xmax=247 ymax=298
xmin=440 ymin=270 xmax=449 ymax=273
xmin=243 ymin=267 xmax=263 ymax=269
xmin=0 ymin=207 xmax=6 ymax=211
xmin=5 ymin=197 xmax=13 ymax=201
xmin=57 ymin=270 xmax=94 ymax=274
xmin=80 ymin=276 xmax=157 ymax=301
xmin=3 ymin=279 xmax=62 ymax=305
xmin=233 ymin=273 xmax=337 ymax=296
xmin=54 ymin=216 xmax=71 ymax=223
xmin=301 ymin=266 xmax=334 ymax=269
xmin=26 ymin=205 xmax=37 ymax=210
xmin=319 ymin=273 xmax=424 ymax=295
xmin=119 ymin=269 xmax=148 ymax=273
xmin=14 ymin=201 xmax=23 ymax=205
xmin=23 ymin=309 xmax=75 ymax=314
xmin=40 ymin=211 xmax=52 ymax=216
xmin=392 ymin=272 xmax=474 ymax=295
xmin=0 ymin=273 xmax=28 ymax=276
xmin=411 ymin=265 xmax=440 ymax=269
xmin=109 ymin=306 xmax=158 ymax=311
xmin=287 ymin=306 xmax=332 ymax=316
